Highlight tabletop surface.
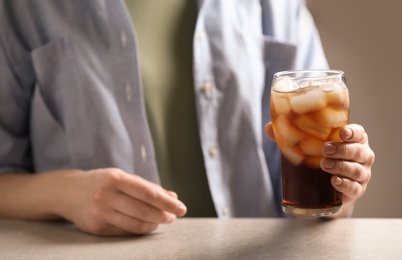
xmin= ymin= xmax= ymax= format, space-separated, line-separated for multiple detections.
xmin=1 ymin=218 xmax=401 ymax=260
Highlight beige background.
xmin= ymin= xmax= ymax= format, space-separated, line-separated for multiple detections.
xmin=306 ymin=0 xmax=402 ymax=217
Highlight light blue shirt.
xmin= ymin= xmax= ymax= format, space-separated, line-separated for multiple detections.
xmin=0 ymin=0 xmax=328 ymax=218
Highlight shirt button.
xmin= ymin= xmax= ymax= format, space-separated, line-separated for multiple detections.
xmin=208 ymin=147 xmax=219 ymax=157
xmin=201 ymin=82 xmax=212 ymax=94
xmin=125 ymin=83 xmax=132 ymax=101
xmin=221 ymin=206 xmax=229 ymax=216
xmin=120 ymin=30 xmax=127 ymax=47
xmin=141 ymin=145 xmax=147 ymax=162
xmin=196 ymin=30 xmax=206 ymax=40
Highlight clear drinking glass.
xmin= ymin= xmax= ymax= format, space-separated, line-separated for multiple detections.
xmin=270 ymin=70 xmax=350 ymax=217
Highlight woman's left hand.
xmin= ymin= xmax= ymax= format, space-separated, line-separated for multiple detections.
xmin=319 ymin=123 xmax=375 ymax=205
xmin=265 ymin=123 xmax=375 ymax=206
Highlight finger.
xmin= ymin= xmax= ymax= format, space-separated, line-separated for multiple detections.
xmin=107 ymin=191 xmax=176 ymax=224
xmin=105 ymin=210 xmax=158 ymax=235
xmin=118 ymin=175 xmax=187 ymax=217
xmin=165 ymin=190 xmax=178 ymax=199
xmin=331 ymin=176 xmax=366 ymax=201
xmin=75 ymin=210 xmax=138 ymax=236
xmin=321 ymin=159 xmax=370 ymax=184
xmin=340 ymin=124 xmax=368 ymax=144
xmin=322 ymin=142 xmax=373 ymax=166
xmin=265 ymin=122 xmax=275 ymax=141
xmin=88 ymin=225 xmax=133 ymax=237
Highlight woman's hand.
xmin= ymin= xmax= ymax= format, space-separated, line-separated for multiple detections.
xmin=60 ymin=168 xmax=187 ymax=236
xmin=265 ymin=122 xmax=375 ymax=212
xmin=0 ymin=168 xmax=186 ymax=236
xmin=320 ymin=124 xmax=374 ymax=204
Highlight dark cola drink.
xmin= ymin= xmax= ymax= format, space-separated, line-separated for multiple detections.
xmin=281 ymin=157 xmax=342 ymax=215
xmin=270 ymin=70 xmax=349 ymax=216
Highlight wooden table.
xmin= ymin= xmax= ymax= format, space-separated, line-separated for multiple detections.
xmin=1 ymin=218 xmax=401 ymax=259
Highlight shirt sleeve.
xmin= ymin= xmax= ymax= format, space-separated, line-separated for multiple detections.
xmin=0 ymin=18 xmax=33 ymax=174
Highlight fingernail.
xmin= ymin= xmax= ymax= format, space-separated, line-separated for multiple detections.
xmin=345 ymin=128 xmax=353 ymax=140
xmin=324 ymin=143 xmax=337 ymax=155
xmin=335 ymin=177 xmax=343 ymax=186
xmin=325 ymin=159 xmax=336 ymax=169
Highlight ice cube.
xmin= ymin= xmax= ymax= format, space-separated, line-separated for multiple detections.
xmin=315 ymin=108 xmax=349 ymax=127
xmin=299 ymin=79 xmax=330 ymax=89
xmin=274 ymin=115 xmax=304 ymax=145
xmin=289 ymin=87 xmax=326 ymax=114
xmin=321 ymin=83 xmax=337 ymax=92
xmin=304 ymin=156 xmax=322 ymax=169
xmin=282 ymin=145 xmax=304 ymax=166
xmin=325 ymin=86 xmax=349 ymax=106
xmin=274 ymin=78 xmax=298 ymax=92
xmin=316 ymin=79 xmax=338 ymax=92
xmin=272 ymin=127 xmax=288 ymax=151
xmin=271 ymin=95 xmax=292 ymax=115
xmin=298 ymin=80 xmax=313 ymax=89
xmin=329 ymin=128 xmax=343 ymax=142
xmin=299 ymin=137 xmax=323 ymax=157
xmin=295 ymin=115 xmax=331 ymax=140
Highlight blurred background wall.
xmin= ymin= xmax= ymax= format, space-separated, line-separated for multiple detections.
xmin=306 ymin=0 xmax=402 ymax=217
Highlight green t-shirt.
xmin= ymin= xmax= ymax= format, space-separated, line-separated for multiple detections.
xmin=125 ymin=0 xmax=216 ymax=217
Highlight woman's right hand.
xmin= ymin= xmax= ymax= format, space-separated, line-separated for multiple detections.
xmin=58 ymin=168 xmax=187 ymax=236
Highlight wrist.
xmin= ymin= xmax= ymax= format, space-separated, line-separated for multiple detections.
xmin=47 ymin=169 xmax=86 ymax=221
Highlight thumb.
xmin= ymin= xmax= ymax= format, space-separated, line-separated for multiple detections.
xmin=265 ymin=122 xmax=276 ymax=141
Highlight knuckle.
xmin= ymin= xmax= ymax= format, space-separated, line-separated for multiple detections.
xmin=352 ymin=165 xmax=365 ymax=182
xmin=142 ymin=187 xmax=158 ymax=202
xmin=355 ymin=144 xmax=367 ymax=161
xmin=356 ymin=126 xmax=366 ymax=141
xmin=363 ymin=132 xmax=369 ymax=143
xmin=368 ymin=149 xmax=376 ymax=166
xmin=344 ymin=180 xmax=361 ymax=198
xmin=365 ymin=170 xmax=372 ymax=183
xmin=92 ymin=189 xmax=107 ymax=204
xmin=351 ymin=184 xmax=362 ymax=198
xmin=341 ymin=178 xmax=352 ymax=192
xmin=101 ymin=169 xmax=123 ymax=187
xmin=337 ymin=143 xmax=347 ymax=157
xmin=337 ymin=160 xmax=346 ymax=172
xmin=138 ymin=203 xmax=153 ymax=219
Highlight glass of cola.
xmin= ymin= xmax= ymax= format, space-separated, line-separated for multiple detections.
xmin=270 ymin=70 xmax=349 ymax=217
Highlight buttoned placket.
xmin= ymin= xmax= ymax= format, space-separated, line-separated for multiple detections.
xmin=119 ymin=24 xmax=151 ymax=178
xmin=125 ymin=82 xmax=132 ymax=101
xmin=194 ymin=24 xmax=231 ymax=217
xmin=120 ymin=30 xmax=128 ymax=47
